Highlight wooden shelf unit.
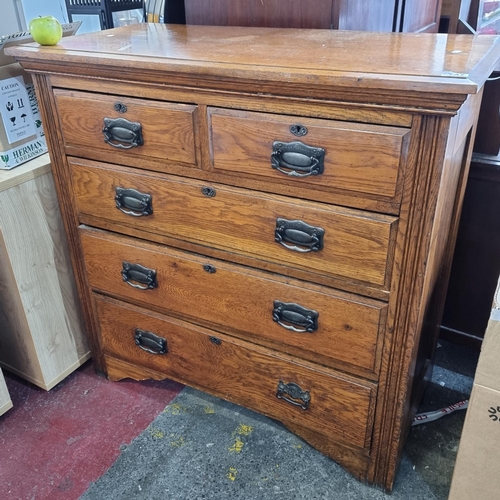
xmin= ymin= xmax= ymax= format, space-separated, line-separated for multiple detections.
xmin=0 ymin=154 xmax=90 ymax=390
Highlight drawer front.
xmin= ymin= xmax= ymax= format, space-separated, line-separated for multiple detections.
xmin=80 ymin=228 xmax=386 ymax=377
xmin=54 ymin=89 xmax=199 ymax=168
xmin=95 ymin=294 xmax=377 ymax=450
xmin=71 ymin=159 xmax=397 ymax=288
xmin=208 ymin=107 xmax=410 ymax=202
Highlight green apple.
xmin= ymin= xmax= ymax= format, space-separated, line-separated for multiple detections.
xmin=29 ymin=16 xmax=63 ymax=46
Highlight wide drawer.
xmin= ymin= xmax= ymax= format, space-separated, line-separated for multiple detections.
xmin=208 ymin=107 xmax=410 ymax=203
xmin=95 ymin=294 xmax=377 ymax=450
xmin=71 ymin=159 xmax=398 ymax=288
xmin=80 ymin=228 xmax=387 ymax=378
xmin=54 ymin=89 xmax=199 ymax=168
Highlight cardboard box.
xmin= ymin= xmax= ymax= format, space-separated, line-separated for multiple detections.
xmin=448 ymin=277 xmax=500 ymax=500
xmin=0 ymin=63 xmax=47 ymax=169
xmin=0 ymin=22 xmax=81 ymax=169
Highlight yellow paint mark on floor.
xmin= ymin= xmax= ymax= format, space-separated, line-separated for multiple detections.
xmin=292 ymin=443 xmax=302 ymax=450
xmin=228 ymin=437 xmax=244 ymax=453
xmin=232 ymin=423 xmax=254 ymax=437
xmin=227 ymin=467 xmax=238 ymax=481
xmin=164 ymin=403 xmax=183 ymax=415
xmin=204 ymin=406 xmax=215 ymax=414
xmin=170 ymin=436 xmax=185 ymax=448
xmin=150 ymin=428 xmax=165 ymax=439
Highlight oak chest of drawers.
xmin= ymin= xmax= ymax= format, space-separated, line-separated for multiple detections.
xmin=8 ymin=25 xmax=500 ymax=490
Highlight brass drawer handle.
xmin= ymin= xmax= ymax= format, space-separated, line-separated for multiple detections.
xmin=272 ymin=301 xmax=318 ymax=333
xmin=276 ymin=380 xmax=310 ymax=410
xmin=103 ymin=117 xmax=144 ymax=149
xmin=115 ymin=187 xmax=153 ymax=217
xmin=271 ymin=140 xmax=325 ymax=178
xmin=121 ymin=261 xmax=158 ymax=290
xmin=275 ymin=218 xmax=325 ymax=253
xmin=134 ymin=328 xmax=167 ymax=355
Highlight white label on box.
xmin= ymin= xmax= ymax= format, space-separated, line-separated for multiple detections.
xmin=0 ymin=75 xmax=35 ymax=144
xmin=0 ymin=136 xmax=47 ymax=169
xmin=491 ymin=308 xmax=500 ymax=321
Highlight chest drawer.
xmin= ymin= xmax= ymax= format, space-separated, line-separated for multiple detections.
xmin=208 ymin=107 xmax=410 ymax=204
xmin=54 ymin=89 xmax=199 ymax=169
xmin=71 ymin=159 xmax=397 ymax=288
xmin=95 ymin=294 xmax=377 ymax=451
xmin=80 ymin=228 xmax=386 ymax=378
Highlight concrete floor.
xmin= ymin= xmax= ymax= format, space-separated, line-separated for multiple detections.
xmin=79 ymin=340 xmax=477 ymax=500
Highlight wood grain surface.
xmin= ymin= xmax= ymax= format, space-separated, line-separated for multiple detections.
xmin=399 ymin=0 xmax=442 ymax=32
xmin=0 ymin=153 xmax=51 ymax=193
xmin=80 ymin=228 xmax=387 ymax=378
xmin=185 ymin=0 xmax=335 ymax=28
xmin=71 ymin=159 xmax=398 ymax=288
xmin=95 ymin=294 xmax=377 ymax=450
xmin=208 ymin=107 xmax=409 ymax=202
xmin=8 ymin=24 xmax=500 ymax=96
xmin=0 ymin=171 xmax=89 ymax=390
xmin=54 ymin=89 xmax=199 ymax=169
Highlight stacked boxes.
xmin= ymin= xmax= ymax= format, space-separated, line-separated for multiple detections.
xmin=0 ymin=23 xmax=81 ymax=169
xmin=449 ymin=276 xmax=500 ymax=499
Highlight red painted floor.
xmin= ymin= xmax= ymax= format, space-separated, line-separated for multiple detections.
xmin=0 ymin=361 xmax=183 ymax=500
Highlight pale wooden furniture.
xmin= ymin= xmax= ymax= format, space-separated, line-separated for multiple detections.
xmin=0 ymin=154 xmax=89 ymax=390
xmin=0 ymin=367 xmax=12 ymax=416
xmin=8 ymin=25 xmax=500 ymax=490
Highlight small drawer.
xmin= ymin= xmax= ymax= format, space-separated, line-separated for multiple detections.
xmin=208 ymin=107 xmax=410 ymax=203
xmin=95 ymin=294 xmax=377 ymax=450
xmin=54 ymin=89 xmax=199 ymax=169
xmin=71 ymin=159 xmax=398 ymax=288
xmin=80 ymin=228 xmax=387 ymax=378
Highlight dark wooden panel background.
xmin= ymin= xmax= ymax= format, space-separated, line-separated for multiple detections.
xmin=184 ymin=0 xmax=442 ymax=32
xmin=184 ymin=0 xmax=335 ymax=28
xmin=440 ymin=75 xmax=500 ymax=347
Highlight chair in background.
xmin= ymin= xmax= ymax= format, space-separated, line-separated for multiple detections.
xmin=65 ymin=0 xmax=145 ymax=31
xmin=145 ymin=0 xmax=185 ymax=24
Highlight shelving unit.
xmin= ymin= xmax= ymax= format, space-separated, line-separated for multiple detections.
xmin=0 ymin=154 xmax=89 ymax=390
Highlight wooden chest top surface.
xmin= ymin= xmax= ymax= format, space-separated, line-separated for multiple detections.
xmin=6 ymin=24 xmax=500 ymax=96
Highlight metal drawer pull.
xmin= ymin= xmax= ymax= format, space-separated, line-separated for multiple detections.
xmin=103 ymin=117 xmax=144 ymax=149
xmin=271 ymin=140 xmax=325 ymax=178
xmin=276 ymin=380 xmax=310 ymax=410
xmin=134 ymin=328 xmax=167 ymax=355
xmin=272 ymin=301 xmax=318 ymax=333
xmin=115 ymin=187 xmax=153 ymax=217
xmin=121 ymin=261 xmax=158 ymax=290
xmin=275 ymin=218 xmax=325 ymax=253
